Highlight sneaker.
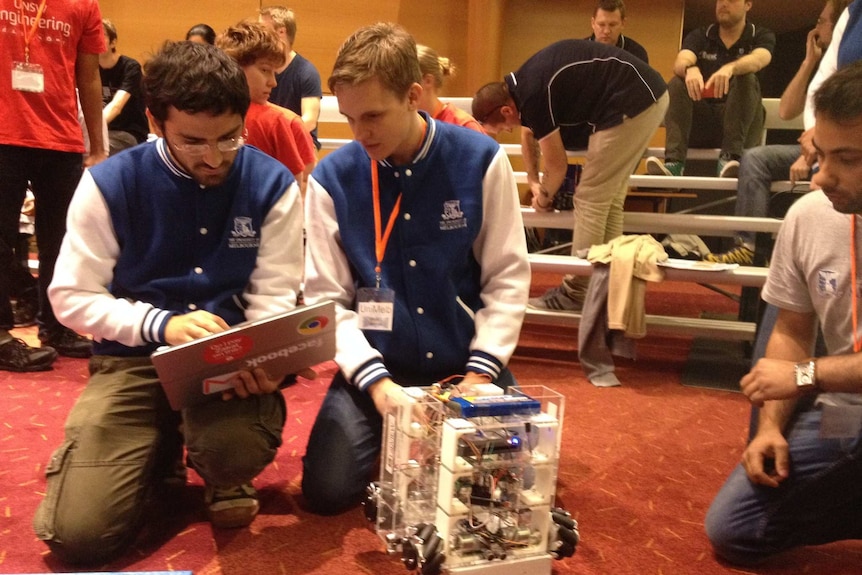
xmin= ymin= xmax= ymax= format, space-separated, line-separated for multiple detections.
xmin=39 ymin=328 xmax=93 ymax=358
xmin=704 ymin=245 xmax=754 ymax=265
xmin=205 ymin=483 xmax=259 ymax=528
xmin=718 ymin=159 xmax=740 ymax=178
xmin=0 ymin=337 xmax=57 ymax=372
xmin=528 ymin=286 xmax=583 ymax=312
xmin=645 ymin=156 xmax=684 ymax=176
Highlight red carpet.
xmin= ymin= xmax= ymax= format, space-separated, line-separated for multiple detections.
xmin=2 ymin=279 xmax=860 ymax=574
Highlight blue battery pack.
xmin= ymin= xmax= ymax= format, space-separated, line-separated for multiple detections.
xmin=447 ymin=394 xmax=541 ymax=417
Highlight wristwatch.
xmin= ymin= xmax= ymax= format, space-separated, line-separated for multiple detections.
xmin=794 ymin=360 xmax=818 ymax=392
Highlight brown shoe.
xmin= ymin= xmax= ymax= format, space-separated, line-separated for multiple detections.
xmin=205 ymin=483 xmax=259 ymax=528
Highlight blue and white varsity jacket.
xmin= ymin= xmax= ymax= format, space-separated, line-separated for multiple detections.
xmin=49 ymin=139 xmax=303 ymax=357
xmin=303 ymin=115 xmax=530 ymax=391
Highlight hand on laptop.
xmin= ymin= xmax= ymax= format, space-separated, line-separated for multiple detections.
xmin=221 ymin=367 xmax=282 ymax=400
xmin=165 ymin=310 xmax=230 ymax=345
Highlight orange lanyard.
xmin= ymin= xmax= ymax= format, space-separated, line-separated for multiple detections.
xmin=20 ymin=0 xmax=48 ymax=63
xmin=371 ymin=160 xmax=402 ymax=288
xmin=369 ymin=117 xmax=427 ymax=287
xmin=852 ymin=216 xmax=861 ymax=352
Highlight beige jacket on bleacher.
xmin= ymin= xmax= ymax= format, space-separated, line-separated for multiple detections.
xmin=587 ymin=235 xmax=668 ymax=338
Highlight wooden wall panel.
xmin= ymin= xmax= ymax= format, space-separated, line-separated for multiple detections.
xmin=398 ymin=0 xmax=471 ymax=96
xmin=501 ymin=0 xmax=684 ymax=80
xmin=98 ymin=1 xmax=261 ymax=64
xmin=99 ymin=0 xmax=684 ymax=97
xmin=265 ymin=0 xmax=400 ymax=93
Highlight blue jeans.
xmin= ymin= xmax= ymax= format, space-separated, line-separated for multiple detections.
xmin=706 ymin=304 xmax=862 ymax=564
xmin=734 ymin=144 xmax=801 ymax=248
xmin=705 ymin=406 xmax=862 ymax=564
xmin=301 ymin=369 xmax=516 ymax=515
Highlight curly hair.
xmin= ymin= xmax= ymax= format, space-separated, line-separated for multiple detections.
xmin=143 ymin=41 xmax=250 ymax=123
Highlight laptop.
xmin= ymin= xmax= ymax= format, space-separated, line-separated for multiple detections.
xmin=152 ymin=300 xmax=336 ymax=410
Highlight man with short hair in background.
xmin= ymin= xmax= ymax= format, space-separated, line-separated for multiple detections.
xmin=704 ymin=0 xmax=849 ymax=265
xmin=259 ymin=5 xmax=323 ymax=150
xmin=586 ymin=0 xmax=649 ymax=63
xmin=473 ymin=40 xmax=668 ymax=312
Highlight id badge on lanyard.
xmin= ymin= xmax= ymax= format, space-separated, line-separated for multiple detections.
xmin=359 ymin=160 xmax=402 ymax=332
xmin=14 ymin=0 xmax=48 ymax=94
xmin=357 ymin=287 xmax=395 ymax=331
xmin=12 ymin=62 xmax=44 ymax=93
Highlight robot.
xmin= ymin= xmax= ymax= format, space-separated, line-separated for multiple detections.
xmin=363 ymin=384 xmax=579 ymax=575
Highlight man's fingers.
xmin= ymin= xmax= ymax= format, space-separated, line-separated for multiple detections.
xmin=297 ymin=367 xmax=318 ymax=380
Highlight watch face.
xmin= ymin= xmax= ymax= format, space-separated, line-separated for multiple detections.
xmin=796 ymin=362 xmax=816 ymax=388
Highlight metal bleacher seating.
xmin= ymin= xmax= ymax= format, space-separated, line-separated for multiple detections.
xmin=316 ymin=95 xmax=804 ymax=342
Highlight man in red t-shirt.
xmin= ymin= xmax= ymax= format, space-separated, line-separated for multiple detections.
xmin=0 ymin=0 xmax=106 ymax=368
xmin=217 ymin=21 xmax=316 ymax=195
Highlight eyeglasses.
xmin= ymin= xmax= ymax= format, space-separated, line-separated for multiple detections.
xmin=476 ymin=105 xmax=503 ymax=125
xmin=170 ymin=137 xmax=246 ymax=155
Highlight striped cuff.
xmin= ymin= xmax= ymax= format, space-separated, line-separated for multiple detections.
xmin=466 ymin=351 xmax=503 ymax=381
xmin=353 ymin=358 xmax=392 ymax=392
xmin=141 ymin=308 xmax=177 ymax=344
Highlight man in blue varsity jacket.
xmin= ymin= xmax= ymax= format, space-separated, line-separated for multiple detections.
xmin=33 ymin=41 xmax=303 ymax=564
xmin=300 ymin=22 xmax=530 ymax=515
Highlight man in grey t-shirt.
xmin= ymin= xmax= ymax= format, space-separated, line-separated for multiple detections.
xmin=705 ymin=61 xmax=862 ymax=565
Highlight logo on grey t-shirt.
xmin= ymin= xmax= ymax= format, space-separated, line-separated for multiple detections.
xmin=816 ymin=269 xmax=842 ymax=298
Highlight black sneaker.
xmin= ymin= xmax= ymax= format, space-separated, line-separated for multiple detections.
xmin=0 ymin=337 xmax=58 ymax=372
xmin=12 ymin=298 xmax=37 ymax=327
xmin=39 ymin=328 xmax=93 ymax=358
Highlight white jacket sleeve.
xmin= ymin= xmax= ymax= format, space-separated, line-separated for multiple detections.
xmin=470 ymin=148 xmax=531 ymax=366
xmin=243 ymin=180 xmax=304 ymax=321
xmin=804 ymin=6 xmax=847 ymax=130
xmin=49 ymin=171 xmax=162 ymax=346
xmin=302 ymin=174 xmax=385 ymax=381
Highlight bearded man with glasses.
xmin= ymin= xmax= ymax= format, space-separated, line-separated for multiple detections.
xmin=32 ymin=41 xmax=304 ymax=565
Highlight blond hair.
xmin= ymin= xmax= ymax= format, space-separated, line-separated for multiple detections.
xmin=259 ymin=5 xmax=296 ymax=44
xmin=416 ymin=44 xmax=455 ymax=89
xmin=329 ymin=22 xmax=420 ymax=97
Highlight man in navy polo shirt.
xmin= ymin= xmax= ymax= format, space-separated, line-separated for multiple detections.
xmin=586 ymin=0 xmax=649 ymax=64
xmin=473 ymin=39 xmax=667 ymax=312
xmin=646 ymin=0 xmax=775 ymax=178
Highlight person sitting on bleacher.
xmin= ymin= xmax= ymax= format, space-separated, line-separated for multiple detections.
xmin=705 ymin=0 xmax=849 ymax=265
xmin=473 ymin=39 xmax=667 ymax=312
xmin=646 ymin=0 xmax=775 ymax=179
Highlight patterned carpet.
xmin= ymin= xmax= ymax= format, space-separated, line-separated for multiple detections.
xmin=1 ymin=279 xmax=860 ymax=574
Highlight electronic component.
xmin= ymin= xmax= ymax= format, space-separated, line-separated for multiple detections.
xmin=364 ymin=385 xmax=576 ymax=574
xmin=446 ymin=394 xmax=541 ymax=417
